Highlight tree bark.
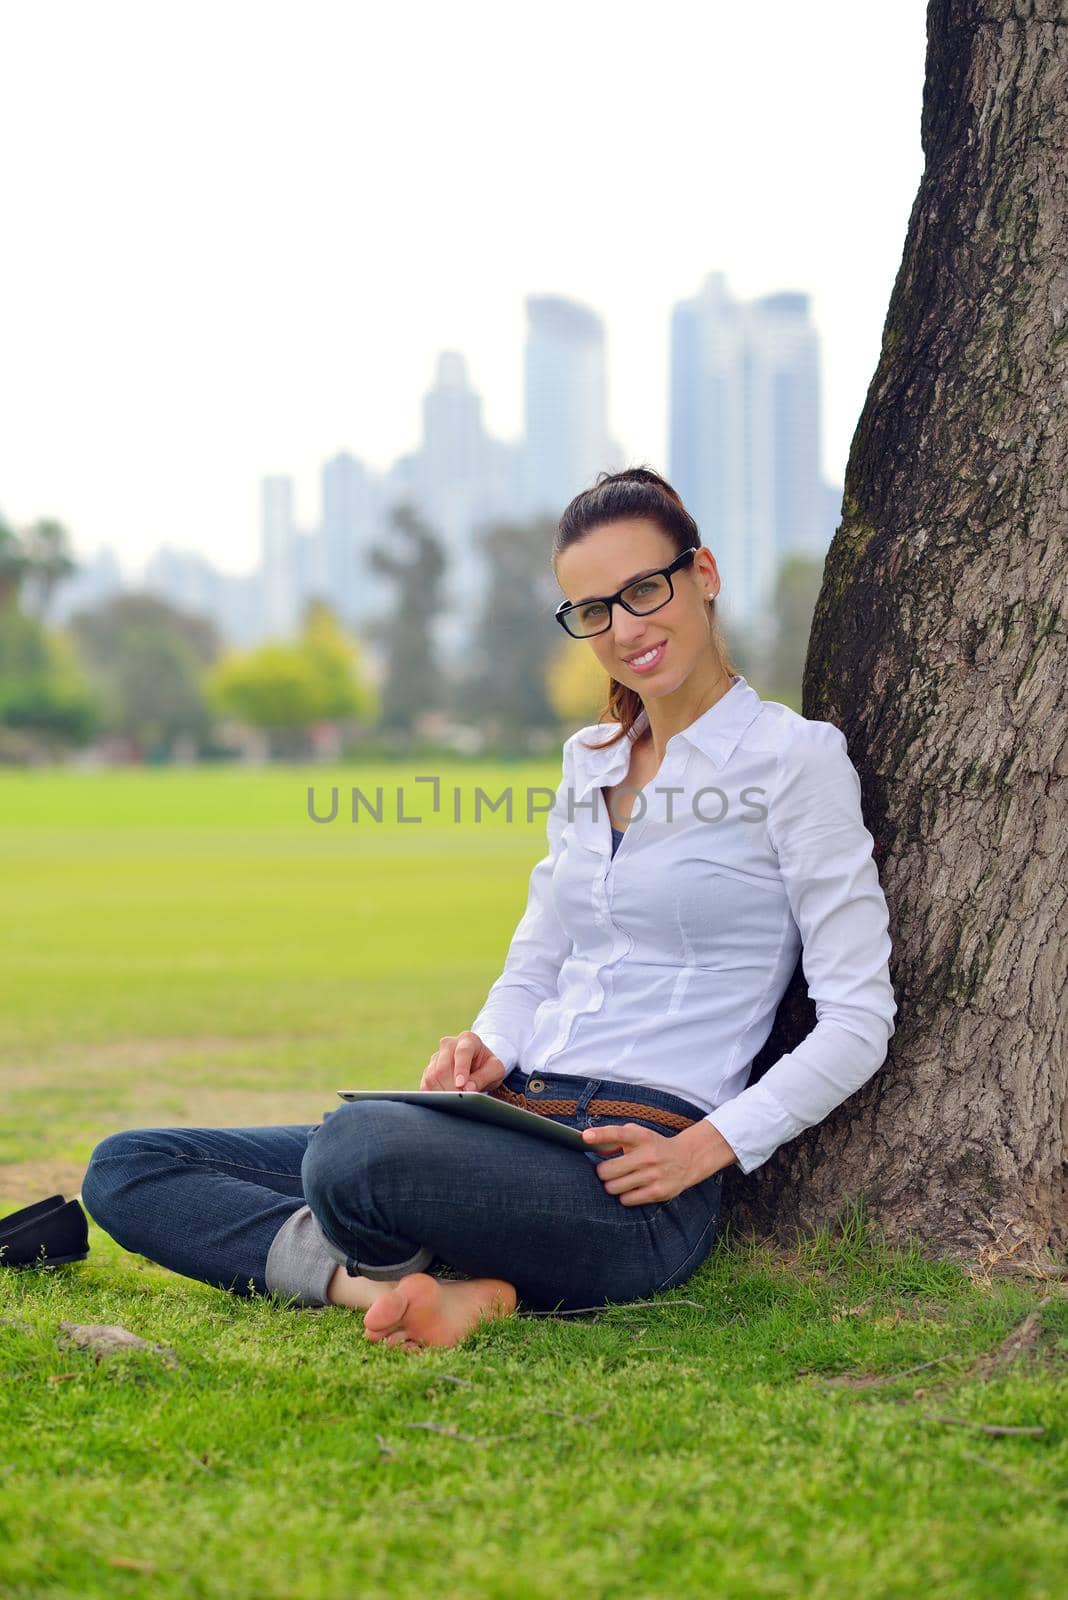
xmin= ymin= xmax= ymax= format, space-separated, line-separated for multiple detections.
xmin=725 ymin=0 xmax=1067 ymax=1265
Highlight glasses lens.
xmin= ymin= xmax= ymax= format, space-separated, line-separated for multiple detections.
xmin=622 ymin=573 xmax=671 ymax=613
xmin=562 ymin=571 xmax=674 ymax=636
xmin=567 ymin=601 xmax=610 ymax=637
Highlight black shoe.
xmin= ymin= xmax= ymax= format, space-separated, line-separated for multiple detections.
xmin=0 ymin=1198 xmax=89 ymax=1268
xmin=0 ymin=1194 xmax=67 ymax=1237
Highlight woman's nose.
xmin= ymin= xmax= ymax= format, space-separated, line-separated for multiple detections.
xmin=614 ymin=624 xmax=655 ymax=650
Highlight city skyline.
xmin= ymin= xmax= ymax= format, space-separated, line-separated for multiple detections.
xmin=9 ymin=272 xmax=869 ymax=588
xmin=0 ymin=1 xmax=928 ymax=573
xmin=45 ymin=276 xmax=843 ymax=661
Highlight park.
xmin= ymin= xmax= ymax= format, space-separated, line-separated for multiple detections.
xmin=1 ymin=1 xmax=1065 ymax=1597
xmin=2 ymin=763 xmax=1064 ymax=1595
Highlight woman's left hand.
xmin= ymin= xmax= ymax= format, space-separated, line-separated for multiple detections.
xmin=581 ymin=1122 xmax=708 ymax=1205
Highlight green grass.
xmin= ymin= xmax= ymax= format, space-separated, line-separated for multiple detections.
xmin=2 ymin=765 xmax=1066 ymax=1599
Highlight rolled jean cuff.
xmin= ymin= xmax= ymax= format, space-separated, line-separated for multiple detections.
xmin=315 ymin=1220 xmax=436 ymax=1282
xmin=265 ymin=1205 xmax=435 ymax=1304
xmin=264 ymin=1205 xmax=341 ymax=1308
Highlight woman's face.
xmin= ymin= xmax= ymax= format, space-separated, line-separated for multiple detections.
xmin=554 ymin=519 xmax=721 ymax=699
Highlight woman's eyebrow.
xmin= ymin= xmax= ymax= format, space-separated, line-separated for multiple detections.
xmin=574 ymin=567 xmax=659 ymax=605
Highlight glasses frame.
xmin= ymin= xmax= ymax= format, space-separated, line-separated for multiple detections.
xmin=554 ymin=546 xmax=701 ymax=638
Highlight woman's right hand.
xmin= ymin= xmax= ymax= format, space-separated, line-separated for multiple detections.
xmin=420 ymin=1032 xmax=507 ymax=1094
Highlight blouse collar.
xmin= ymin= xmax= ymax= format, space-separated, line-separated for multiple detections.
xmin=570 ymin=674 xmax=764 ymax=801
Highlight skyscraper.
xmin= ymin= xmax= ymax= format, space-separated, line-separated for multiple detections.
xmin=385 ymin=351 xmax=520 ymax=662
xmin=669 ymin=272 xmax=828 ymax=627
xmin=143 ymin=546 xmax=264 ymax=646
xmin=521 ymin=295 xmax=622 ymax=518
xmin=260 ymin=475 xmax=298 ymax=637
xmin=316 ymin=451 xmax=384 ymax=628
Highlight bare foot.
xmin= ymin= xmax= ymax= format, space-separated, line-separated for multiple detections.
xmin=362 ymin=1271 xmax=516 ymax=1352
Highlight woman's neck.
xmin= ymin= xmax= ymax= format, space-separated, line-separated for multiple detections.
xmin=639 ymin=667 xmax=735 ymax=764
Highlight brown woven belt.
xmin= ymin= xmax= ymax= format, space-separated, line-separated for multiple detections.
xmin=488 ymin=1083 xmax=699 ymax=1134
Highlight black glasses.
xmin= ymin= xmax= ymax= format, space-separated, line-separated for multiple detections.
xmin=554 ymin=547 xmax=700 ymax=638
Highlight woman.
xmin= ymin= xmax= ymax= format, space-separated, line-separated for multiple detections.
xmin=81 ymin=466 xmax=896 ymax=1353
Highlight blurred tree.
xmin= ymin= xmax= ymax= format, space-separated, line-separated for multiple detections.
xmin=0 ymin=518 xmax=30 ymax=608
xmin=98 ymin=626 xmax=213 ymax=754
xmin=69 ymin=591 xmax=223 ymax=756
xmin=208 ymin=602 xmax=375 ymax=758
xmin=0 ymin=521 xmax=96 ymax=755
xmin=718 ymin=618 xmax=760 ymax=687
xmin=300 ymin=598 xmax=379 ymax=722
xmin=544 ymin=633 xmax=609 ymax=726
xmin=0 ymin=605 xmax=98 ymax=748
xmin=367 ymin=501 xmax=448 ymax=732
xmin=18 ymin=519 xmax=77 ymax=618
xmin=765 ymin=553 xmax=824 ymax=709
xmin=452 ymin=514 xmax=559 ymax=739
xmin=70 ymin=592 xmax=223 ymax=668
xmin=209 ymin=643 xmax=326 ymax=750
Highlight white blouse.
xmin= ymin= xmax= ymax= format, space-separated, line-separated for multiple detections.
xmin=469 ymin=674 xmax=897 ymax=1174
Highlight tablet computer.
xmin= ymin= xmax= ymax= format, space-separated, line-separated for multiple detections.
xmin=335 ymin=1089 xmax=587 ymax=1150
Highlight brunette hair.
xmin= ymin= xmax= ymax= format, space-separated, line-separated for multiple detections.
xmin=552 ymin=466 xmax=737 ymax=751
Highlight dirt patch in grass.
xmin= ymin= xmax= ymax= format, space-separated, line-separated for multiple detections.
xmin=131 ymin=1083 xmax=331 ymax=1130
xmin=3 ymin=1033 xmax=301 ymax=1086
xmin=0 ymin=1051 xmax=333 ymax=1208
xmin=0 ymin=1157 xmax=90 ymax=1210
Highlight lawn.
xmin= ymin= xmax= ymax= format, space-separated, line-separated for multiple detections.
xmin=1 ymin=764 xmax=1065 ymax=1599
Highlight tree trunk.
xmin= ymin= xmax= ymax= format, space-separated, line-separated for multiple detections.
xmin=725 ymin=0 xmax=1067 ymax=1266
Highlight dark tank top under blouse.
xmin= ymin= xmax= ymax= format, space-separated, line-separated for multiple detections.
xmin=610 ymin=824 xmax=625 ymax=857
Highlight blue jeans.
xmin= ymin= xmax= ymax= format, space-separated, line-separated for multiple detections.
xmin=80 ymin=1066 xmax=725 ymax=1314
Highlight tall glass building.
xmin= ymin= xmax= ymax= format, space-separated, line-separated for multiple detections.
xmin=521 ymin=295 xmax=621 ymax=518
xmin=670 ymin=272 xmax=827 ymax=628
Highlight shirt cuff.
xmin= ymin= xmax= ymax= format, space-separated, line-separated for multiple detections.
xmin=469 ymin=1029 xmax=520 ymax=1075
xmin=702 ymin=1081 xmax=804 ymax=1176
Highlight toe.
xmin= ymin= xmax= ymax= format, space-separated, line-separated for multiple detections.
xmin=364 ymin=1288 xmax=407 ymax=1336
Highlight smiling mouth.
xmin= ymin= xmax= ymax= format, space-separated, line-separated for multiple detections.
xmin=623 ymin=639 xmax=667 ymax=668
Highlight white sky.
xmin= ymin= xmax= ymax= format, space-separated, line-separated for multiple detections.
xmin=0 ymin=0 xmax=928 ymax=577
